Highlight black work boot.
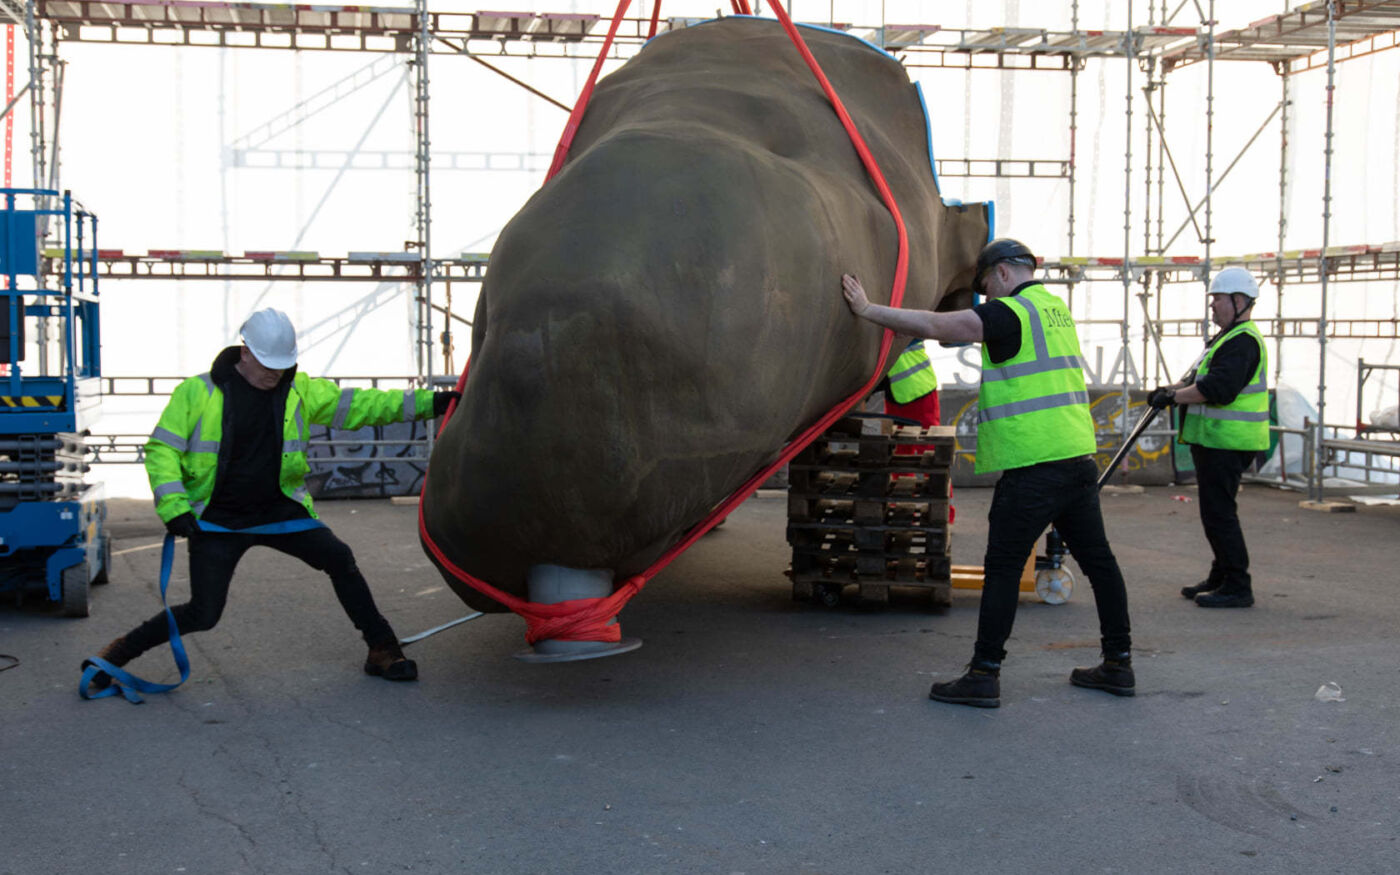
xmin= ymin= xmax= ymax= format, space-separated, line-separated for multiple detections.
xmin=364 ymin=639 xmax=418 ymax=681
xmin=929 ymin=660 xmax=1001 ymax=708
xmin=81 ymin=636 xmax=138 ymax=691
xmin=1195 ymin=588 xmax=1254 ymax=608
xmin=1180 ymin=577 xmax=1221 ymax=600
xmin=1070 ymin=652 xmax=1135 ymax=697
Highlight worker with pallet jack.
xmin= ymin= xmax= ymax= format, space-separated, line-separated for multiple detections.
xmin=1147 ymin=267 xmax=1269 ymax=610
xmin=80 ymin=309 xmax=460 ymax=699
xmin=842 ymin=238 xmax=1134 ymax=708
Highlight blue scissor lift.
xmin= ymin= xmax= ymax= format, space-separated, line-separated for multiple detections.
xmin=0 ymin=188 xmax=108 ymax=616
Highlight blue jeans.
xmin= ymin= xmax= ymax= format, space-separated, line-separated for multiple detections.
xmin=975 ymin=456 xmax=1132 ymax=664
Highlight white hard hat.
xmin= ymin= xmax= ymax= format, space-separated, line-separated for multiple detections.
xmin=1209 ymin=267 xmax=1259 ymax=300
xmin=240 ymin=308 xmax=298 ymax=369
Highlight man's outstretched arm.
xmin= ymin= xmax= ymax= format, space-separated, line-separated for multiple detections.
xmin=841 ymin=274 xmax=983 ymax=344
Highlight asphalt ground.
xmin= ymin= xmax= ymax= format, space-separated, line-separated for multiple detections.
xmin=2 ymin=485 xmax=1398 ymax=874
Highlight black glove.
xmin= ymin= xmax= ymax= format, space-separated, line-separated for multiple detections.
xmin=164 ymin=512 xmax=201 ymax=539
xmin=432 ymin=390 xmax=462 ymax=418
xmin=1146 ymin=386 xmax=1176 ymax=410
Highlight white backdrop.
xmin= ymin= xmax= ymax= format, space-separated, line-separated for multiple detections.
xmin=9 ymin=0 xmax=1395 ymax=495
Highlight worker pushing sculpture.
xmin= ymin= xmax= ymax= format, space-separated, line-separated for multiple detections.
xmin=420 ymin=16 xmax=989 ymax=659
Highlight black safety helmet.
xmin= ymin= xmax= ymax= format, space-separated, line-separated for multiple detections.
xmin=973 ymin=237 xmax=1037 ymax=293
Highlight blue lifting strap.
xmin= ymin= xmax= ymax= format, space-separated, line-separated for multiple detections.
xmin=79 ymin=516 xmax=326 ymax=704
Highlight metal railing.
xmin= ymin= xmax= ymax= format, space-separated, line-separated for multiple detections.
xmin=1315 ymin=422 xmax=1400 ymax=494
xmin=1242 ymin=424 xmax=1315 ymax=491
xmin=88 ymin=434 xmax=431 ymax=465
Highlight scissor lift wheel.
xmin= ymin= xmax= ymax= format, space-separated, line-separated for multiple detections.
xmin=62 ymin=560 xmax=90 ymax=618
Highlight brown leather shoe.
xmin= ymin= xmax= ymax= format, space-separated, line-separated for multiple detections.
xmin=82 ymin=636 xmax=138 ymax=690
xmin=364 ymin=641 xmax=418 ymax=681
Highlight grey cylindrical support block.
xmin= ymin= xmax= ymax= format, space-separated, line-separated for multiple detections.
xmin=527 ymin=564 xmax=614 ymax=604
xmin=514 ymin=564 xmax=643 ymax=663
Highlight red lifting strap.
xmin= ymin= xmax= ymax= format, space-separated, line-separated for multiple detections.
xmin=420 ymin=0 xmax=910 ymax=645
xmin=646 ymin=0 xmax=663 ymax=39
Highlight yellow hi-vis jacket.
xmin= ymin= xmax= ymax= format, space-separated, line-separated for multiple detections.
xmin=886 ymin=341 xmax=938 ymax=403
xmin=1178 ymin=320 xmax=1270 ymax=451
xmin=975 ymin=284 xmax=1097 ymax=474
xmin=145 ymin=355 xmax=434 ymax=523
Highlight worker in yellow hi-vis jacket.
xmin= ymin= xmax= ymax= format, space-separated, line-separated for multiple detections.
xmin=83 ymin=308 xmax=459 ymax=687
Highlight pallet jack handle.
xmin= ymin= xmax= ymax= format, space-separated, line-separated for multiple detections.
xmin=1094 ymin=404 xmax=1164 ymax=491
xmin=1037 ymin=400 xmax=1172 ymax=604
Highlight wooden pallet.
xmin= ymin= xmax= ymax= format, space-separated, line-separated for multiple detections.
xmin=792 ymin=421 xmax=956 ymax=470
xmin=787 ymin=478 xmax=952 ymax=526
xmin=787 ymin=467 xmax=952 ymax=496
xmin=790 ymin=554 xmax=954 ymax=609
xmin=786 ymin=521 xmax=951 ymax=556
xmin=787 ymin=416 xmax=956 ymax=611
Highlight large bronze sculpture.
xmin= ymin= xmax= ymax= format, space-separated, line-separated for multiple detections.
xmin=421 ymin=17 xmax=990 ymax=658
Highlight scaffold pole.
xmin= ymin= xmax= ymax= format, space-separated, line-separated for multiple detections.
xmin=1313 ymin=1 xmax=1338 ymax=501
xmin=413 ymin=0 xmax=435 ymax=417
xmin=1120 ymin=1 xmax=1134 ymax=444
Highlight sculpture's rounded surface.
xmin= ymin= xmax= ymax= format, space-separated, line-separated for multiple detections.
xmin=423 ymin=19 xmax=989 ymax=612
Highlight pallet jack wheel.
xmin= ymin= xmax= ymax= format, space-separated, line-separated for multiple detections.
xmin=1034 ymin=567 xmax=1074 ymax=606
xmin=813 ymin=582 xmax=843 ymax=608
xmin=62 ymin=560 xmax=90 ymax=618
xmin=91 ymin=535 xmax=113 ymax=585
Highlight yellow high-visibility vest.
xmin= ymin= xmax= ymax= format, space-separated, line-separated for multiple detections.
xmin=886 ymin=342 xmax=937 ymax=403
xmin=975 ymin=285 xmax=1097 ymax=474
xmin=1179 ymin=320 xmax=1269 ymax=451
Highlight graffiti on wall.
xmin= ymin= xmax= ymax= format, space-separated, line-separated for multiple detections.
xmin=305 ymin=420 xmax=431 ymax=499
xmin=941 ymin=387 xmax=1176 ymax=487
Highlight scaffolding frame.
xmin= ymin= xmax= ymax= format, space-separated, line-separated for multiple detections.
xmin=1144 ymin=0 xmax=1400 ymax=499
xmin=17 ymin=0 xmax=1400 ymax=500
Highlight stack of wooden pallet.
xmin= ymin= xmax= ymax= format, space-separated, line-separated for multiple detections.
xmin=787 ymin=416 xmax=955 ymax=609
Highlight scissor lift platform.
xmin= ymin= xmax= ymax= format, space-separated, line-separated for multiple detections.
xmin=0 ymin=188 xmax=107 ymax=615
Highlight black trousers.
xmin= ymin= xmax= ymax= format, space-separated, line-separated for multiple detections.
xmin=1189 ymin=443 xmax=1255 ymax=593
xmin=124 ymin=526 xmax=396 ymax=656
xmin=975 ymin=456 xmax=1133 ymax=665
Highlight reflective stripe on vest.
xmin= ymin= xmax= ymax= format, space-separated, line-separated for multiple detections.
xmin=1179 ymin=321 xmax=1270 ymax=450
xmin=284 ymin=403 xmax=308 ymax=453
xmin=886 ymin=344 xmax=938 ymax=404
xmin=979 ymin=293 xmax=1087 ymax=387
xmin=189 ymin=416 xmax=220 ymax=454
xmin=187 ymin=373 xmax=222 ymax=454
xmin=152 ymin=481 xmax=186 ymax=500
xmin=151 ymin=427 xmax=187 ymax=452
xmin=974 ymin=286 xmax=1098 ymax=474
xmin=332 ymin=388 xmax=356 ymax=429
xmin=979 ymin=389 xmax=1092 ymax=422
